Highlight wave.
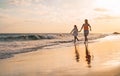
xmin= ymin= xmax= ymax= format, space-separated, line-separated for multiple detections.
xmin=0 ymin=33 xmax=109 ymax=59
xmin=0 ymin=43 xmax=59 ymax=59
xmin=0 ymin=33 xmax=108 ymax=42
xmin=0 ymin=34 xmax=59 ymax=41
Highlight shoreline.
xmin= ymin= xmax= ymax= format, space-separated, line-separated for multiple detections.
xmin=0 ymin=38 xmax=120 ymax=76
xmin=0 ymin=33 xmax=107 ymax=60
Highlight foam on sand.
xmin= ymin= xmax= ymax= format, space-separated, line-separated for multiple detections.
xmin=0 ymin=33 xmax=107 ymax=59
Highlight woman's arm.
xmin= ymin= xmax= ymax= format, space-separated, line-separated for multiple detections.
xmin=88 ymin=24 xmax=92 ymax=31
xmin=79 ymin=25 xmax=84 ymax=32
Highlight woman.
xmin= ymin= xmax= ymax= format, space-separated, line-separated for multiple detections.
xmin=79 ymin=19 xmax=92 ymax=44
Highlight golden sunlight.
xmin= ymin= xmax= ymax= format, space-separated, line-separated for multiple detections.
xmin=95 ymin=0 xmax=120 ymax=15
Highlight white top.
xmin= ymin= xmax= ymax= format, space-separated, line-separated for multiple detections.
xmin=71 ymin=28 xmax=78 ymax=36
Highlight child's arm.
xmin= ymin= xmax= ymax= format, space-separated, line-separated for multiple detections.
xmin=70 ymin=29 xmax=74 ymax=34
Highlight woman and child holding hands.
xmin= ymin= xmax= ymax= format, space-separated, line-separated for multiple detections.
xmin=70 ymin=19 xmax=92 ymax=43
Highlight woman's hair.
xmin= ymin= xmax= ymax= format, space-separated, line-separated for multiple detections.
xmin=85 ymin=19 xmax=88 ymax=24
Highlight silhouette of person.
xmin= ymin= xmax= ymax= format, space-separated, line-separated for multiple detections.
xmin=79 ymin=19 xmax=92 ymax=44
xmin=74 ymin=44 xmax=80 ymax=62
xmin=70 ymin=25 xmax=79 ymax=43
xmin=84 ymin=43 xmax=92 ymax=68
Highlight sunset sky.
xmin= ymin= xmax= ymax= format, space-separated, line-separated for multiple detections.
xmin=0 ymin=0 xmax=120 ymax=33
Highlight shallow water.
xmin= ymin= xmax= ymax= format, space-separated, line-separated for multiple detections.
xmin=0 ymin=33 xmax=106 ymax=59
xmin=0 ymin=35 xmax=120 ymax=76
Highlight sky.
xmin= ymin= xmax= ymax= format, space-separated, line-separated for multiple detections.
xmin=0 ymin=0 xmax=120 ymax=33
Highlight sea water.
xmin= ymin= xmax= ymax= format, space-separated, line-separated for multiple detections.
xmin=0 ymin=33 xmax=107 ymax=59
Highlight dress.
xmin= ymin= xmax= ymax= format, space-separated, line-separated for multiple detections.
xmin=72 ymin=28 xmax=78 ymax=36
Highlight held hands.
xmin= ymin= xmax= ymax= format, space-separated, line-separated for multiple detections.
xmin=70 ymin=31 xmax=72 ymax=34
xmin=79 ymin=30 xmax=82 ymax=32
xmin=90 ymin=28 xmax=92 ymax=31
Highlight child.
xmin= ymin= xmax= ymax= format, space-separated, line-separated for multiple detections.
xmin=70 ymin=25 xmax=79 ymax=43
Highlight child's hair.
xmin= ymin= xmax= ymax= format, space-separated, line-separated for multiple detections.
xmin=74 ymin=25 xmax=77 ymax=28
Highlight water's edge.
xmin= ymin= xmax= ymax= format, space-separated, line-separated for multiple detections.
xmin=0 ymin=33 xmax=108 ymax=59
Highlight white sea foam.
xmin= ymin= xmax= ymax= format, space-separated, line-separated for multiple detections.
xmin=98 ymin=34 xmax=120 ymax=41
xmin=0 ymin=33 xmax=107 ymax=59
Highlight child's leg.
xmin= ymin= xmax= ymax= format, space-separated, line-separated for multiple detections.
xmin=75 ymin=36 xmax=79 ymax=42
xmin=76 ymin=36 xmax=79 ymax=41
xmin=74 ymin=36 xmax=76 ymax=43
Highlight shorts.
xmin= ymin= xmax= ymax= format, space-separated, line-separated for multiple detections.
xmin=84 ymin=30 xmax=89 ymax=36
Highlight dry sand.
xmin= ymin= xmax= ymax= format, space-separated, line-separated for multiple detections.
xmin=0 ymin=39 xmax=120 ymax=76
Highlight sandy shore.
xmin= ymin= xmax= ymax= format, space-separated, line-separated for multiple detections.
xmin=0 ymin=39 xmax=120 ymax=76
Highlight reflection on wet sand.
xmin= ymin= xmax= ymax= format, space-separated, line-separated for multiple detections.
xmin=74 ymin=42 xmax=93 ymax=68
xmin=84 ymin=42 xmax=92 ymax=68
xmin=74 ymin=44 xmax=80 ymax=62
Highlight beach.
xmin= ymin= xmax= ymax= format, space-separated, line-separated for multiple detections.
xmin=0 ymin=34 xmax=120 ymax=76
xmin=1 ymin=0 xmax=120 ymax=76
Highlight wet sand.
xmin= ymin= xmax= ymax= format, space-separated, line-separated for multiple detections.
xmin=0 ymin=39 xmax=120 ymax=76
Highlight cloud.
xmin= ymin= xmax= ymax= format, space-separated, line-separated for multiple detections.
xmin=0 ymin=0 xmax=95 ymax=33
xmin=0 ymin=0 xmax=95 ymax=23
xmin=8 ymin=0 xmax=42 ymax=6
xmin=94 ymin=8 xmax=108 ymax=12
xmin=95 ymin=15 xmax=120 ymax=20
xmin=0 ymin=0 xmax=53 ymax=23
xmin=0 ymin=15 xmax=6 ymax=18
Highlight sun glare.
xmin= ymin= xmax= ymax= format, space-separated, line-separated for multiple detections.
xmin=95 ymin=0 xmax=120 ymax=15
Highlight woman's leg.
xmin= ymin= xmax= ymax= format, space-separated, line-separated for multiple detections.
xmin=85 ymin=35 xmax=88 ymax=41
xmin=84 ymin=30 xmax=89 ymax=43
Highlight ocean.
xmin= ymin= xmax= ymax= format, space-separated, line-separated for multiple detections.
xmin=0 ymin=33 xmax=108 ymax=59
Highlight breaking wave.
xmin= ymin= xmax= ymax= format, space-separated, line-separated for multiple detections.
xmin=0 ymin=33 xmax=61 ymax=41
